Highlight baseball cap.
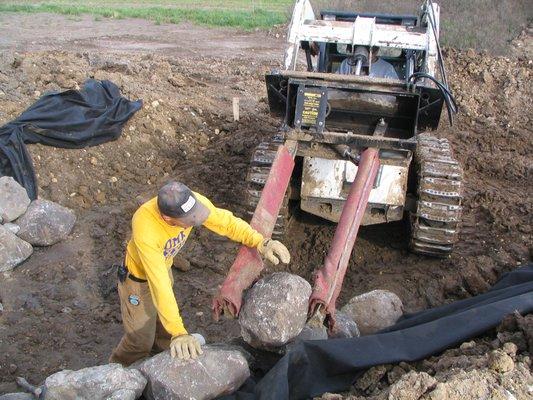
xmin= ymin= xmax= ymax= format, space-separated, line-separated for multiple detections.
xmin=157 ymin=181 xmax=210 ymax=226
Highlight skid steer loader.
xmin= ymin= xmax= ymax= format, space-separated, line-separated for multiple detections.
xmin=214 ymin=0 xmax=463 ymax=326
xmin=245 ymin=0 xmax=463 ymax=257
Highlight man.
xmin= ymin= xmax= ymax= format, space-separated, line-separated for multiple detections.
xmin=110 ymin=181 xmax=290 ymax=366
xmin=337 ymin=46 xmax=399 ymax=79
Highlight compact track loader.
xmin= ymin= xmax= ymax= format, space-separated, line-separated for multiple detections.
xmin=214 ymin=0 xmax=463 ymax=327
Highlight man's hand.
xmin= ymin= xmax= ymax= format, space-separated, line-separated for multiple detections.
xmin=257 ymin=238 xmax=291 ymax=265
xmin=170 ymin=334 xmax=203 ymax=360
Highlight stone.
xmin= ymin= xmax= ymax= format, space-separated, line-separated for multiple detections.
xmin=502 ymin=342 xmax=518 ymax=357
xmin=0 ymin=394 xmax=35 ymax=400
xmin=329 ymin=311 xmax=360 ymax=339
xmin=341 ymin=289 xmax=403 ymax=335
xmin=16 ymin=199 xmax=76 ymax=246
xmin=239 ymin=272 xmax=311 ymax=349
xmin=488 ymin=350 xmax=514 ymax=373
xmin=0 ymin=176 xmax=30 ymax=222
xmin=3 ymin=223 xmax=20 ymax=235
xmin=42 ymin=363 xmax=146 ymax=400
xmin=0 ymin=225 xmax=33 ymax=272
xmin=296 ymin=321 xmax=328 ymax=341
xmin=137 ymin=345 xmax=250 ymax=400
xmin=388 ymin=371 xmax=437 ymax=400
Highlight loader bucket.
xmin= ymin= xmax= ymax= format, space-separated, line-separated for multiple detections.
xmin=212 ymin=145 xmax=295 ymax=320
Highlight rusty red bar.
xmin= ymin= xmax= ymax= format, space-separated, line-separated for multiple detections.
xmin=212 ymin=145 xmax=295 ymax=320
xmin=309 ymin=147 xmax=381 ymax=328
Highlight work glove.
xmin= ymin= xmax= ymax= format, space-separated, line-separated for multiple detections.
xmin=257 ymin=238 xmax=291 ymax=265
xmin=170 ymin=334 xmax=203 ymax=360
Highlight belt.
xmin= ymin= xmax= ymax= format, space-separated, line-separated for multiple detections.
xmin=128 ymin=273 xmax=147 ymax=283
xmin=118 ymin=263 xmax=147 ymax=283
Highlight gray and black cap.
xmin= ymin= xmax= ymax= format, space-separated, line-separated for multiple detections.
xmin=157 ymin=181 xmax=210 ymax=226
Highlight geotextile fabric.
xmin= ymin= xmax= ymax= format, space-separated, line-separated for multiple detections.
xmin=0 ymin=79 xmax=142 ymax=199
xmin=221 ymin=264 xmax=533 ymax=400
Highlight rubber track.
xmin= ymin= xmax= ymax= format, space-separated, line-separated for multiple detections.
xmin=410 ymin=135 xmax=464 ymax=257
xmin=244 ymin=138 xmax=289 ymax=240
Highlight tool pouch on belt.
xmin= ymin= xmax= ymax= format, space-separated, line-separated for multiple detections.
xmin=117 ymin=264 xmax=128 ymax=283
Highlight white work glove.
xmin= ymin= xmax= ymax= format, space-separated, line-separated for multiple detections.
xmin=257 ymin=238 xmax=291 ymax=265
xmin=170 ymin=334 xmax=203 ymax=360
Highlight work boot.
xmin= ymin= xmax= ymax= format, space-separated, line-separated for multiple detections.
xmin=173 ymin=256 xmax=191 ymax=272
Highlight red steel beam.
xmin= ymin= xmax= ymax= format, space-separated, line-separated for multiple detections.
xmin=212 ymin=145 xmax=295 ymax=320
xmin=309 ymin=147 xmax=381 ymax=329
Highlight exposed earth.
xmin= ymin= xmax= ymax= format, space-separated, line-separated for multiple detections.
xmin=0 ymin=12 xmax=531 ymax=397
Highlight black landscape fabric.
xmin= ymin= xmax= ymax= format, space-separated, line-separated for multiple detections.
xmin=222 ymin=264 xmax=533 ymax=400
xmin=0 ymin=79 xmax=142 ymax=199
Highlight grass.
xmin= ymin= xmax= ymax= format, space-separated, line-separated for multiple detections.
xmin=0 ymin=2 xmax=289 ymax=29
xmin=0 ymin=1 xmax=531 ymax=52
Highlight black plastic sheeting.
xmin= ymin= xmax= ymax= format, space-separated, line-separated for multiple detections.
xmin=222 ymin=264 xmax=533 ymax=400
xmin=0 ymin=79 xmax=142 ymax=199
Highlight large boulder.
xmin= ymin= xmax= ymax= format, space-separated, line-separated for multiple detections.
xmin=137 ymin=345 xmax=250 ymax=400
xmin=0 ymin=394 xmax=34 ymax=400
xmin=239 ymin=272 xmax=312 ymax=349
xmin=341 ymin=289 xmax=403 ymax=335
xmin=16 ymin=199 xmax=76 ymax=246
xmin=42 ymin=363 xmax=146 ymax=400
xmin=0 ymin=224 xmax=33 ymax=272
xmin=0 ymin=176 xmax=30 ymax=222
xmin=329 ymin=311 xmax=361 ymax=339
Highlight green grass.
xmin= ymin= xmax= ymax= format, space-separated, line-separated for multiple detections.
xmin=0 ymin=2 xmax=288 ymax=29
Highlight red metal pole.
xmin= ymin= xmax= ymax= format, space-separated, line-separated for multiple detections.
xmin=309 ymin=147 xmax=381 ymax=328
xmin=212 ymin=145 xmax=295 ymax=320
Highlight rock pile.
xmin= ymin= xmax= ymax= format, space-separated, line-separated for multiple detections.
xmin=0 ymin=177 xmax=76 ymax=272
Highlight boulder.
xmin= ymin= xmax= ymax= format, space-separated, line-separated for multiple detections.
xmin=239 ymin=272 xmax=311 ymax=349
xmin=329 ymin=311 xmax=361 ymax=339
xmin=0 ymin=394 xmax=35 ymax=400
xmin=3 ymin=222 xmax=20 ymax=235
xmin=137 ymin=345 xmax=250 ymax=400
xmin=42 ymin=363 xmax=146 ymax=400
xmin=341 ymin=290 xmax=403 ymax=335
xmin=0 ymin=176 xmax=30 ymax=222
xmin=0 ymin=224 xmax=33 ymax=272
xmin=17 ymin=199 xmax=76 ymax=246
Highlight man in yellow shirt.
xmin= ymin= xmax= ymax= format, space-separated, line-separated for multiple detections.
xmin=109 ymin=181 xmax=290 ymax=366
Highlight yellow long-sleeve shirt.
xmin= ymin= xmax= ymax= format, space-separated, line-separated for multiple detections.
xmin=125 ymin=192 xmax=263 ymax=337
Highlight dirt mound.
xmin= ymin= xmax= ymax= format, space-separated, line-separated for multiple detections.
xmin=0 ymin=26 xmax=531 ymax=396
xmin=318 ymin=313 xmax=533 ymax=399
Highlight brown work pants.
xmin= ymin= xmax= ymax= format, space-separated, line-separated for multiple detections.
xmin=109 ymin=268 xmax=173 ymax=366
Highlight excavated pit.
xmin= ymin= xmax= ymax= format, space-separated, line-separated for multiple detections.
xmin=0 ymin=15 xmax=531 ymax=396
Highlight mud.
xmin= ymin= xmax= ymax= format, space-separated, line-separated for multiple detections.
xmin=0 ymin=13 xmax=531 ymax=396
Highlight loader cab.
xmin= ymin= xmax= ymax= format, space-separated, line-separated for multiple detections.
xmin=304 ymin=10 xmax=422 ymax=82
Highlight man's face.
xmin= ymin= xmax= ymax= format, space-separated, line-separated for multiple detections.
xmin=161 ymin=213 xmax=190 ymax=228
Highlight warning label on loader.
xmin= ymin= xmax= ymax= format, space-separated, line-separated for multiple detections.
xmin=295 ymin=86 xmax=327 ymax=133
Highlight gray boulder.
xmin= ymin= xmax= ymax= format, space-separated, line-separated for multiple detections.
xmin=17 ymin=199 xmax=76 ymax=246
xmin=137 ymin=345 xmax=250 ymax=400
xmin=3 ymin=222 xmax=20 ymax=235
xmin=0 ymin=176 xmax=30 ymax=222
xmin=239 ymin=272 xmax=311 ymax=349
xmin=341 ymin=289 xmax=403 ymax=335
xmin=296 ymin=321 xmax=328 ymax=341
xmin=42 ymin=363 xmax=146 ymax=400
xmin=329 ymin=311 xmax=361 ymax=339
xmin=0 ymin=224 xmax=33 ymax=272
xmin=0 ymin=394 xmax=35 ymax=400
